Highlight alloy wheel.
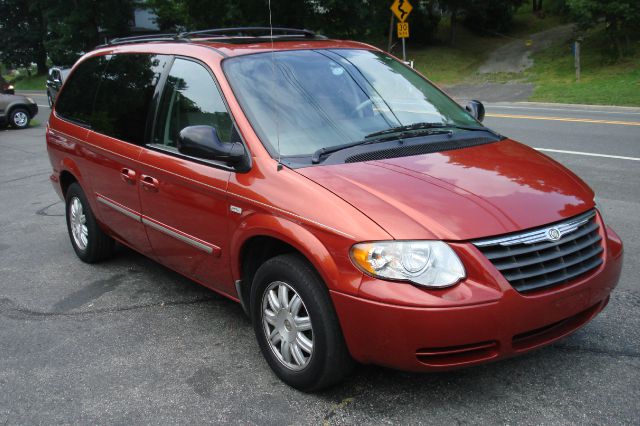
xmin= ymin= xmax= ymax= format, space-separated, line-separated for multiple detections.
xmin=69 ymin=196 xmax=88 ymax=250
xmin=13 ymin=111 xmax=28 ymax=127
xmin=261 ymin=281 xmax=314 ymax=371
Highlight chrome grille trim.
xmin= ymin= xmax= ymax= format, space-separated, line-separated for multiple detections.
xmin=473 ymin=209 xmax=603 ymax=293
xmin=474 ymin=210 xmax=596 ymax=247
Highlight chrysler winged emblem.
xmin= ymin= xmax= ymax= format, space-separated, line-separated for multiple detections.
xmin=546 ymin=227 xmax=561 ymax=241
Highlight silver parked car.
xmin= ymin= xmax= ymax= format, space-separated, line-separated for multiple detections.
xmin=0 ymin=94 xmax=38 ymax=129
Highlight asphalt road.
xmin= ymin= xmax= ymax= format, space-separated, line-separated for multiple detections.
xmin=1 ymin=97 xmax=638 ymax=425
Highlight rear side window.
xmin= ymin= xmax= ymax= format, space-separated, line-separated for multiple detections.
xmin=92 ymin=54 xmax=170 ymax=145
xmin=152 ymin=58 xmax=234 ymax=148
xmin=55 ymin=56 xmax=109 ymax=127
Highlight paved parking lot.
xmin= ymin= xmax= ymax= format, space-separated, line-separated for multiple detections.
xmin=1 ymin=99 xmax=638 ymax=424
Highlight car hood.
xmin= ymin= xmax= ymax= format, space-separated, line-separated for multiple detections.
xmin=296 ymin=139 xmax=595 ymax=240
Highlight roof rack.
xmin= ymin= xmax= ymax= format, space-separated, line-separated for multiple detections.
xmin=98 ymin=27 xmax=326 ymax=48
xmin=97 ymin=33 xmax=186 ymax=48
xmin=181 ymin=27 xmax=320 ymax=39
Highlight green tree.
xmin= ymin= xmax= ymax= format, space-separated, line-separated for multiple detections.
xmin=439 ymin=0 xmax=466 ymax=44
xmin=567 ymin=0 xmax=640 ymax=58
xmin=147 ymin=0 xmax=439 ymax=44
xmin=0 ymin=0 xmax=48 ymax=74
xmin=439 ymin=0 xmax=523 ymax=43
xmin=464 ymin=0 xmax=525 ymax=34
xmin=44 ymin=0 xmax=134 ymax=65
xmin=147 ymin=0 xmax=312 ymax=31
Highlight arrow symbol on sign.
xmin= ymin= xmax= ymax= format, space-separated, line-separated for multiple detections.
xmin=399 ymin=0 xmax=410 ymax=20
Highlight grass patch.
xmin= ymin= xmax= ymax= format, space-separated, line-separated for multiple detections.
xmin=409 ymin=26 xmax=504 ymax=85
xmin=408 ymin=2 xmax=564 ymax=85
xmin=3 ymin=73 xmax=48 ymax=91
xmin=527 ymin=28 xmax=640 ymax=106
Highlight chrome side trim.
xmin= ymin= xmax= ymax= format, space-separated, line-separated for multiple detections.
xmin=141 ymin=217 xmax=214 ymax=254
xmin=474 ymin=210 xmax=597 ymax=247
xmin=96 ymin=195 xmax=142 ymax=222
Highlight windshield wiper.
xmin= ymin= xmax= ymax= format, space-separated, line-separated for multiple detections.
xmin=311 ymin=139 xmax=385 ymax=164
xmin=310 ymin=123 xmax=491 ymax=164
xmin=364 ymin=122 xmax=486 ymax=139
xmin=310 ymin=128 xmax=453 ymax=164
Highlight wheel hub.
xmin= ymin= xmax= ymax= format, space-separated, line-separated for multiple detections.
xmin=69 ymin=197 xmax=88 ymax=250
xmin=262 ymin=281 xmax=314 ymax=371
xmin=13 ymin=112 xmax=28 ymax=127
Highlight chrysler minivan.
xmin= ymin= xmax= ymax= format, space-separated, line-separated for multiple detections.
xmin=46 ymin=28 xmax=623 ymax=391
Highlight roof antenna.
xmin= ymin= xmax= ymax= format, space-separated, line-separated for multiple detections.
xmin=268 ymin=0 xmax=283 ymax=171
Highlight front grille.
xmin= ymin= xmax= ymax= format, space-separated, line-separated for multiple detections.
xmin=473 ymin=210 xmax=603 ymax=293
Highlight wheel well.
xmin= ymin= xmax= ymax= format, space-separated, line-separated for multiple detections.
xmin=238 ymin=236 xmax=300 ymax=312
xmin=59 ymin=171 xmax=77 ymax=197
xmin=7 ymin=105 xmax=25 ymax=117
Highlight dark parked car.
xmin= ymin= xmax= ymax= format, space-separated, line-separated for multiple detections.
xmin=0 ymin=94 xmax=38 ymax=129
xmin=0 ymin=75 xmax=15 ymax=95
xmin=46 ymin=67 xmax=70 ymax=106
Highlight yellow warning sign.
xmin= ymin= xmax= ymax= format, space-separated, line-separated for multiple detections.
xmin=397 ymin=22 xmax=409 ymax=38
xmin=391 ymin=0 xmax=413 ymax=23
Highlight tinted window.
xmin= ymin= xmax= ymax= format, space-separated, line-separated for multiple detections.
xmin=56 ymin=56 xmax=109 ymax=127
xmin=153 ymin=58 xmax=233 ymax=148
xmin=92 ymin=54 xmax=170 ymax=145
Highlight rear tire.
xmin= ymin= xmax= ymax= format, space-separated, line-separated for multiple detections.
xmin=65 ymin=183 xmax=115 ymax=263
xmin=250 ymin=253 xmax=354 ymax=391
xmin=9 ymin=108 xmax=30 ymax=129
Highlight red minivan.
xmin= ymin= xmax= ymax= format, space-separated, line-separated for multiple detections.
xmin=46 ymin=28 xmax=623 ymax=391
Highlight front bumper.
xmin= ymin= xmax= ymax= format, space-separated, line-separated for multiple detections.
xmin=28 ymin=103 xmax=38 ymax=118
xmin=331 ymin=223 xmax=623 ymax=372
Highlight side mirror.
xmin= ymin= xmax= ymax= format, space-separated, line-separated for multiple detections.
xmin=177 ymin=125 xmax=246 ymax=166
xmin=465 ymin=100 xmax=485 ymax=122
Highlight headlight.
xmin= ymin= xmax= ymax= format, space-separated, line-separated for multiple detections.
xmin=26 ymin=97 xmax=36 ymax=104
xmin=350 ymin=241 xmax=465 ymax=288
xmin=8 ymin=85 xmax=14 ymax=90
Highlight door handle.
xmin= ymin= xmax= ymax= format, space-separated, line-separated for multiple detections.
xmin=120 ymin=168 xmax=136 ymax=185
xmin=140 ymin=174 xmax=159 ymax=192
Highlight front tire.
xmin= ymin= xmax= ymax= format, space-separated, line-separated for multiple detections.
xmin=10 ymin=108 xmax=30 ymax=129
xmin=65 ymin=183 xmax=115 ymax=263
xmin=250 ymin=254 xmax=353 ymax=391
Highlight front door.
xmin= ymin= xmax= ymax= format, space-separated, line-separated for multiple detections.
xmin=138 ymin=58 xmax=235 ymax=295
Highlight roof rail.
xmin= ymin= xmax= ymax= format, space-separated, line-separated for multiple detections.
xmin=97 ymin=27 xmax=327 ymax=48
xmin=96 ymin=33 xmax=187 ymax=48
xmin=181 ymin=27 xmax=320 ymax=39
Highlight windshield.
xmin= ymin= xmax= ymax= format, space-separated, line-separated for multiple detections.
xmin=223 ymin=49 xmax=481 ymax=157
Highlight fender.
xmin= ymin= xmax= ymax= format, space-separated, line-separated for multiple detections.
xmin=58 ymin=157 xmax=102 ymax=222
xmin=60 ymin=157 xmax=85 ymax=187
xmin=230 ymin=213 xmax=343 ymax=292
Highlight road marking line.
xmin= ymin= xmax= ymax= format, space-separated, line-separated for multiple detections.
xmin=535 ymin=148 xmax=640 ymax=161
xmin=488 ymin=105 xmax=640 ymax=115
xmin=486 ymin=113 xmax=640 ymax=126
